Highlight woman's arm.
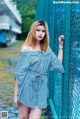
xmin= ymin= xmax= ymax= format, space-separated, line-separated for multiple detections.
xmin=13 ymin=80 xmax=20 ymax=107
xmin=58 ymin=35 xmax=64 ymax=63
xmin=13 ymin=45 xmax=29 ymax=107
xmin=14 ymin=80 xmax=18 ymax=96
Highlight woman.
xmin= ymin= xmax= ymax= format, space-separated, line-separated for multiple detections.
xmin=14 ymin=20 xmax=64 ymax=119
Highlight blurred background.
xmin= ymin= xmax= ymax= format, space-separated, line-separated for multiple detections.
xmin=0 ymin=0 xmax=80 ymax=119
xmin=0 ymin=0 xmax=37 ymax=47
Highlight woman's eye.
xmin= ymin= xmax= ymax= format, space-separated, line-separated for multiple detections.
xmin=36 ymin=29 xmax=40 ymax=31
xmin=36 ymin=29 xmax=45 ymax=32
xmin=42 ymin=30 xmax=45 ymax=32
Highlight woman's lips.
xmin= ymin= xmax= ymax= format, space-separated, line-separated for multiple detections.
xmin=38 ymin=36 xmax=42 ymax=38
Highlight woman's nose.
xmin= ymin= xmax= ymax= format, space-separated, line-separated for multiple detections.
xmin=39 ymin=30 xmax=42 ymax=34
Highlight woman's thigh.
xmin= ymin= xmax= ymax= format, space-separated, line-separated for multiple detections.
xmin=18 ymin=102 xmax=30 ymax=119
xmin=29 ymin=106 xmax=42 ymax=119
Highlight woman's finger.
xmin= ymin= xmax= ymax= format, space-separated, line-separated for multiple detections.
xmin=17 ymin=101 xmax=20 ymax=107
xmin=59 ymin=35 xmax=64 ymax=42
xmin=60 ymin=35 xmax=64 ymax=40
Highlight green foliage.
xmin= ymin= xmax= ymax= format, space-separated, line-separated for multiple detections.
xmin=13 ymin=0 xmax=37 ymax=39
xmin=23 ymin=17 xmax=33 ymax=33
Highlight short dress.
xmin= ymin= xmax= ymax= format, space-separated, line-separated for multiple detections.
xmin=14 ymin=47 xmax=65 ymax=109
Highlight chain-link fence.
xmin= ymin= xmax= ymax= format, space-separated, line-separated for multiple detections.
xmin=35 ymin=0 xmax=80 ymax=118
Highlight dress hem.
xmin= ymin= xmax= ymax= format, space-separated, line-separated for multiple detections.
xmin=18 ymin=99 xmax=47 ymax=109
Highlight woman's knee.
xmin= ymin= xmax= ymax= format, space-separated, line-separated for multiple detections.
xmin=19 ymin=115 xmax=27 ymax=119
xmin=29 ymin=106 xmax=42 ymax=119
xmin=19 ymin=110 xmax=29 ymax=119
xmin=18 ymin=103 xmax=30 ymax=119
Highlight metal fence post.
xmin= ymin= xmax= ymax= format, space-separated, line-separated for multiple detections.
xmin=61 ymin=0 xmax=70 ymax=118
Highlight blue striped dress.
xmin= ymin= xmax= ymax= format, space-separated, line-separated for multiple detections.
xmin=14 ymin=47 xmax=64 ymax=109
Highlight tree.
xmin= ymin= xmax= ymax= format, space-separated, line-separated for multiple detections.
xmin=13 ymin=0 xmax=37 ymax=39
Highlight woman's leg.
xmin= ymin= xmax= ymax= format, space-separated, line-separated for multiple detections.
xmin=18 ymin=102 xmax=30 ymax=119
xmin=29 ymin=106 xmax=42 ymax=119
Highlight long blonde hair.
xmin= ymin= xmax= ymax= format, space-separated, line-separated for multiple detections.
xmin=24 ymin=20 xmax=49 ymax=52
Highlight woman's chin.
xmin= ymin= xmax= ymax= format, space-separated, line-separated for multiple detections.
xmin=37 ymin=38 xmax=43 ymax=41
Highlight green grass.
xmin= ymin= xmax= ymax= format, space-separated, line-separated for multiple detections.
xmin=0 ymin=72 xmax=15 ymax=105
xmin=0 ymin=41 xmax=23 ymax=105
xmin=0 ymin=60 xmax=9 ymax=69
xmin=0 ymin=40 xmax=24 ymax=58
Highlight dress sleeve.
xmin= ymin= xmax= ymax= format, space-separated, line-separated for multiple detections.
xmin=49 ymin=50 xmax=65 ymax=73
xmin=14 ymin=52 xmax=30 ymax=85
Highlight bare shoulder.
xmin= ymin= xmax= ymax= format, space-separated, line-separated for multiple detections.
xmin=20 ymin=45 xmax=29 ymax=52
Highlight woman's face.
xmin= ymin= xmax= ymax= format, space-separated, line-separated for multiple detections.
xmin=36 ymin=25 xmax=46 ymax=41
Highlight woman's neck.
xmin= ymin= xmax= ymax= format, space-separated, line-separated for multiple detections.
xmin=34 ymin=41 xmax=41 ymax=50
xmin=27 ymin=43 xmax=41 ymax=51
xmin=35 ymin=44 xmax=41 ymax=51
xmin=36 ymin=40 xmax=40 ymax=45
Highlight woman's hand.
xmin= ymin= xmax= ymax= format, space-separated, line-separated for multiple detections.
xmin=14 ymin=94 xmax=20 ymax=107
xmin=58 ymin=35 xmax=64 ymax=63
xmin=58 ymin=35 xmax=64 ymax=49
